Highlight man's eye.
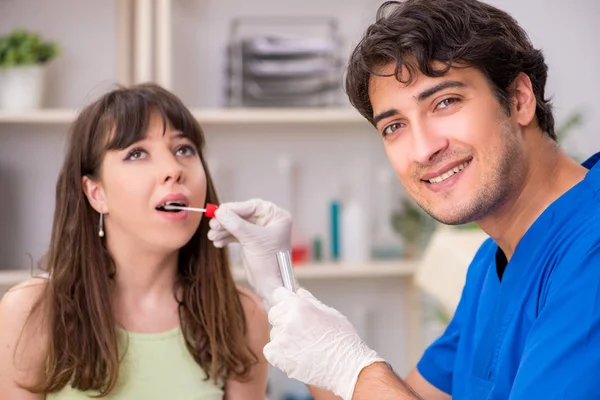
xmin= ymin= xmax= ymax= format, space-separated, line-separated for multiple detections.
xmin=382 ymin=123 xmax=402 ymax=137
xmin=436 ymin=97 xmax=460 ymax=110
xmin=176 ymin=145 xmax=197 ymax=157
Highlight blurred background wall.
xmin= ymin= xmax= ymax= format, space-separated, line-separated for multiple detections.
xmin=0 ymin=0 xmax=598 ymax=398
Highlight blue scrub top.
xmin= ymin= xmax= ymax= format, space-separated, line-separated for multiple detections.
xmin=417 ymin=152 xmax=600 ymax=399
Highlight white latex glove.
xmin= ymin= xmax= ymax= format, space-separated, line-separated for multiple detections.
xmin=264 ymin=287 xmax=386 ymax=400
xmin=207 ymin=198 xmax=298 ymax=307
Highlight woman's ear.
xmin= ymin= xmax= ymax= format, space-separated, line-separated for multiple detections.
xmin=82 ymin=175 xmax=108 ymax=214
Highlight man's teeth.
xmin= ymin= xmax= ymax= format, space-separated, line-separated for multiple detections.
xmin=428 ymin=162 xmax=469 ymax=184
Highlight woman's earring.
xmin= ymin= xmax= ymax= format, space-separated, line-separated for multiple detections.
xmin=99 ymin=212 xmax=105 ymax=238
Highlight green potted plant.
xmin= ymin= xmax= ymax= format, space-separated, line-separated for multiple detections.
xmin=0 ymin=29 xmax=60 ymax=110
xmin=391 ymin=196 xmax=438 ymax=259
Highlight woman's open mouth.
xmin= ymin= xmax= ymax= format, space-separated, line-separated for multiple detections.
xmin=156 ymin=201 xmax=186 ymax=213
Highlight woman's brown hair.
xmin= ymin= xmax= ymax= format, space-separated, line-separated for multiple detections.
xmin=24 ymin=83 xmax=257 ymax=395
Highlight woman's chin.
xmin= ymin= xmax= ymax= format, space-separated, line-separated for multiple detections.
xmin=151 ymin=232 xmax=198 ymax=252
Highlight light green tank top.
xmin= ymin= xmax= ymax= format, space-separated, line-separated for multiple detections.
xmin=46 ymin=327 xmax=224 ymax=399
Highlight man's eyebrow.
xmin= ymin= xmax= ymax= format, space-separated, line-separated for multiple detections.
xmin=373 ymin=109 xmax=399 ymax=126
xmin=416 ymin=80 xmax=466 ymax=102
xmin=372 ymin=80 xmax=467 ymax=126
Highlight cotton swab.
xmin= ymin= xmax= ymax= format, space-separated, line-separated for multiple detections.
xmin=163 ymin=203 xmax=218 ymax=218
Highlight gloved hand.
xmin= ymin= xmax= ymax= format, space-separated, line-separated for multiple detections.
xmin=207 ymin=198 xmax=298 ymax=307
xmin=264 ymin=287 xmax=386 ymax=400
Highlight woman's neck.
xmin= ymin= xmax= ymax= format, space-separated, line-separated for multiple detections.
xmin=105 ymin=231 xmax=179 ymax=318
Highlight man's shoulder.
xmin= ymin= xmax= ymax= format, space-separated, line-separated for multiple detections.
xmin=541 ymin=217 xmax=600 ymax=297
xmin=558 ymin=209 xmax=600 ymax=256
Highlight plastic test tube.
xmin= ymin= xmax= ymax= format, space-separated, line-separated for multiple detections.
xmin=276 ymin=250 xmax=297 ymax=292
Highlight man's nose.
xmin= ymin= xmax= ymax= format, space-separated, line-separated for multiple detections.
xmin=409 ymin=122 xmax=449 ymax=165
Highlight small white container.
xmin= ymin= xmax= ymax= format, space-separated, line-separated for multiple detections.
xmin=0 ymin=65 xmax=46 ymax=111
xmin=340 ymin=196 xmax=370 ymax=263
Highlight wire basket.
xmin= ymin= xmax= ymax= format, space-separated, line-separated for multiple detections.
xmin=225 ymin=16 xmax=344 ymax=108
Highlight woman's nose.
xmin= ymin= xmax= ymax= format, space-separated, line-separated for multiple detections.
xmin=159 ymin=154 xmax=184 ymax=184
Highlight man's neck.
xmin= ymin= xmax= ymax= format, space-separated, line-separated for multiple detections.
xmin=477 ymin=140 xmax=587 ymax=260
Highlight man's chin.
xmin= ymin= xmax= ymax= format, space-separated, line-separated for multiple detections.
xmin=421 ymin=204 xmax=478 ymax=226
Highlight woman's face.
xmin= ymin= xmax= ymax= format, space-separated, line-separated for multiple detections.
xmin=84 ymin=112 xmax=207 ymax=252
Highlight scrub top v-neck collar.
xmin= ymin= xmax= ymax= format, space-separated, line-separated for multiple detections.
xmin=471 ymin=170 xmax=590 ymax=384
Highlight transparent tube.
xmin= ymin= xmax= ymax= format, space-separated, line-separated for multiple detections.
xmin=276 ymin=251 xmax=297 ymax=292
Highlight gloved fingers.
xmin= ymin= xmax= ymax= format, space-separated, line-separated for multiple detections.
xmin=213 ymin=204 xmax=256 ymax=237
xmin=216 ymin=199 xmax=262 ymax=223
xmin=263 ymin=329 xmax=293 ymax=369
xmin=211 ymin=237 xmax=239 ymax=248
xmin=272 ymin=286 xmax=296 ymax=304
xmin=263 ymin=341 xmax=279 ymax=366
xmin=296 ymin=287 xmax=335 ymax=314
xmin=268 ymin=288 xmax=296 ymax=325
xmin=220 ymin=198 xmax=289 ymax=227
xmin=296 ymin=287 xmax=317 ymax=301
xmin=206 ymin=224 xmax=239 ymax=247
xmin=208 ymin=217 xmax=223 ymax=231
xmin=206 ymin=228 xmax=232 ymax=242
xmin=269 ymin=323 xmax=284 ymax=342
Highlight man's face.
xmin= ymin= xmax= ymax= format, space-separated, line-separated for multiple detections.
xmin=369 ymin=63 xmax=525 ymax=224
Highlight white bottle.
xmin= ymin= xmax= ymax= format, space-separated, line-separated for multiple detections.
xmin=340 ymin=194 xmax=369 ymax=264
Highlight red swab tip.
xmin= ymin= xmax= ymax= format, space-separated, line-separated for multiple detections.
xmin=205 ymin=203 xmax=218 ymax=218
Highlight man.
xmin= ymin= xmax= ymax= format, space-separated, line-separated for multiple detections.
xmin=207 ymin=0 xmax=600 ymax=399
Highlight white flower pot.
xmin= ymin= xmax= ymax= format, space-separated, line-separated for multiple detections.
xmin=0 ymin=65 xmax=46 ymax=111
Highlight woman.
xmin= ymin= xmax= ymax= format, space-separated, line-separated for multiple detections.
xmin=0 ymin=83 xmax=269 ymax=399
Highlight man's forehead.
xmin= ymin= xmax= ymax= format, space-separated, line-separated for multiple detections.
xmin=369 ymin=63 xmax=477 ymax=98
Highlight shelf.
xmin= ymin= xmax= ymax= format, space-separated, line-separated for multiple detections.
xmin=191 ymin=108 xmax=369 ymax=125
xmin=0 ymin=260 xmax=416 ymax=293
xmin=0 ymin=109 xmax=77 ymax=124
xmin=0 ymin=108 xmax=369 ymax=126
xmin=231 ymin=259 xmax=417 ymax=281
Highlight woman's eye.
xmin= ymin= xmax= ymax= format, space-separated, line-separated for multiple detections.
xmin=125 ymin=148 xmax=147 ymax=160
xmin=382 ymin=123 xmax=402 ymax=137
xmin=436 ymin=97 xmax=459 ymax=110
xmin=176 ymin=145 xmax=197 ymax=157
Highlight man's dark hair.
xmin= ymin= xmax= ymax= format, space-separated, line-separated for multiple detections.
xmin=345 ymin=0 xmax=556 ymax=140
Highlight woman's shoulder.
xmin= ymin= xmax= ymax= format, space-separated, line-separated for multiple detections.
xmin=0 ymin=277 xmax=49 ymax=389
xmin=0 ymin=276 xmax=50 ymax=343
xmin=1 ymin=276 xmax=48 ymax=320
xmin=236 ymin=286 xmax=265 ymax=315
xmin=236 ymin=285 xmax=269 ymax=349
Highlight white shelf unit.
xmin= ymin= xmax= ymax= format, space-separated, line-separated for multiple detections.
xmin=230 ymin=259 xmax=417 ymax=281
xmin=0 ymin=108 xmax=369 ymax=126
xmin=0 ymin=109 xmax=78 ymax=124
xmin=0 ymin=0 xmax=424 ymax=379
xmin=191 ymin=108 xmax=368 ymax=125
xmin=0 ymin=260 xmax=416 ymax=293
